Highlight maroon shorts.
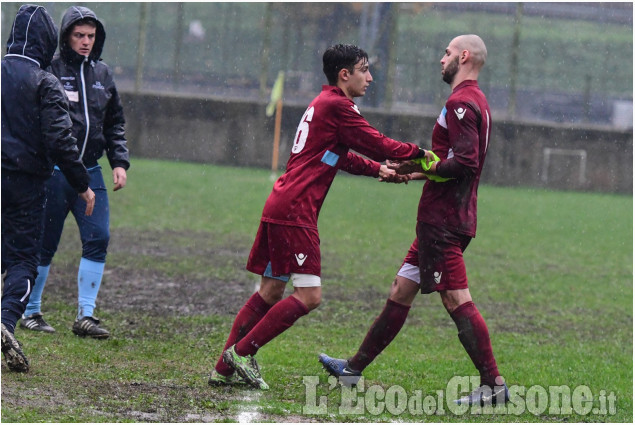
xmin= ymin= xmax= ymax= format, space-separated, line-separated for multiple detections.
xmin=401 ymin=222 xmax=472 ymax=294
xmin=246 ymin=221 xmax=321 ymax=277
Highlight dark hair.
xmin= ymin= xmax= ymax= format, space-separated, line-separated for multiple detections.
xmin=66 ymin=18 xmax=97 ymax=45
xmin=73 ymin=17 xmax=97 ymax=29
xmin=322 ymin=44 xmax=369 ymax=85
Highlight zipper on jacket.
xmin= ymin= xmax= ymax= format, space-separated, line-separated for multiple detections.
xmin=78 ymin=57 xmax=90 ymax=160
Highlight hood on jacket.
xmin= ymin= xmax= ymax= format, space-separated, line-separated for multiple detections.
xmin=5 ymin=4 xmax=58 ymax=68
xmin=59 ymin=5 xmax=106 ymax=63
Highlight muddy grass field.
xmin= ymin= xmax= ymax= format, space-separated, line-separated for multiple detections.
xmin=2 ymin=161 xmax=632 ymax=423
xmin=1 ymin=225 xmax=386 ymax=422
xmin=2 ymin=226 xmax=289 ymax=422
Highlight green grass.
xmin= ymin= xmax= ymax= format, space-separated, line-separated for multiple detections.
xmin=1 ymin=158 xmax=631 ymax=422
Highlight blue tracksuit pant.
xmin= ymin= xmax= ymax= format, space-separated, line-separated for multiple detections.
xmin=25 ymin=166 xmax=110 ymax=319
xmin=1 ymin=171 xmax=46 ymax=332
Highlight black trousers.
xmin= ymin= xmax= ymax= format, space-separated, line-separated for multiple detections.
xmin=1 ymin=170 xmax=46 ymax=332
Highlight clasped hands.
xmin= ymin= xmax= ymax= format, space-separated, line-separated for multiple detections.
xmin=378 ymin=150 xmax=438 ymax=184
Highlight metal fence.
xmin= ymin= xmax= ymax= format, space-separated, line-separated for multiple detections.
xmin=2 ymin=2 xmax=632 ymax=128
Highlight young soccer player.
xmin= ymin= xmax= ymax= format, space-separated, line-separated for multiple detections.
xmin=210 ymin=44 xmax=431 ymax=389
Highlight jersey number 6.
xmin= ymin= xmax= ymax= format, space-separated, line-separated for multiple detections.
xmin=292 ymin=106 xmax=314 ymax=154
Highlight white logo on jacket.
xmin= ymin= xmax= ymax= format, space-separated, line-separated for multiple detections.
xmin=454 ymin=108 xmax=466 ymax=120
xmin=351 ymin=105 xmax=361 ymax=115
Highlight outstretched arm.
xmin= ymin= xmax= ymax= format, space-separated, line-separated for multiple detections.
xmin=337 ymin=102 xmax=423 ymax=162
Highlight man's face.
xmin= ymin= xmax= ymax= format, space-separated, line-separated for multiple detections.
xmin=440 ymin=40 xmax=460 ymax=85
xmin=68 ymin=23 xmax=96 ymax=57
xmin=346 ymin=58 xmax=373 ymax=98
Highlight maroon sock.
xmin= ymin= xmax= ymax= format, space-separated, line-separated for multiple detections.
xmin=450 ymin=301 xmax=500 ymax=386
xmin=215 ymin=292 xmax=272 ymax=376
xmin=349 ymin=299 xmax=410 ymax=371
xmin=234 ymin=295 xmax=309 ymax=357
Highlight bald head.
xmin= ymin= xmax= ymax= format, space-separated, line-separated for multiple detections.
xmin=453 ymin=34 xmax=487 ymax=69
xmin=441 ymin=34 xmax=487 ymax=88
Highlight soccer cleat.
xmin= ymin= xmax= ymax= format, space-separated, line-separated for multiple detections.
xmin=318 ymin=353 xmax=362 ymax=386
xmin=222 ymin=345 xmax=269 ymax=390
xmin=1 ymin=323 xmax=29 ymax=373
xmin=72 ymin=316 xmax=110 ymax=339
xmin=454 ymin=383 xmax=510 ymax=406
xmin=20 ymin=313 xmax=56 ymax=333
xmin=208 ymin=369 xmax=248 ymax=386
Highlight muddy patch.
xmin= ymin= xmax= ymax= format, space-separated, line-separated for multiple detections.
xmin=0 ymin=377 xmax=300 ymax=423
xmin=44 ymin=227 xmax=389 ymax=318
xmin=41 ymin=228 xmax=257 ymax=317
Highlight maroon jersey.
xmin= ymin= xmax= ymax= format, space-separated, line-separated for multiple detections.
xmin=262 ymin=85 xmax=421 ymax=229
xmin=417 ymin=80 xmax=491 ymax=237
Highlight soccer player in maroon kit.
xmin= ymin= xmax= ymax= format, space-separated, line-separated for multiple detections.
xmin=210 ymin=44 xmax=430 ymax=389
xmin=320 ymin=35 xmax=510 ymax=406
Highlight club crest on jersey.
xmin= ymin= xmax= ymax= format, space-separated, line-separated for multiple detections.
xmin=351 ymin=105 xmax=361 ymax=115
xmin=295 ymin=253 xmax=308 ymax=266
xmin=454 ymin=107 xmax=466 ymax=120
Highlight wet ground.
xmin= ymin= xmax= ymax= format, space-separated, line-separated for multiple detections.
xmin=1 ymin=228 xmax=293 ymax=422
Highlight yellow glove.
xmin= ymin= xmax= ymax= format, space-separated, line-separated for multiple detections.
xmin=413 ymin=151 xmax=453 ymax=183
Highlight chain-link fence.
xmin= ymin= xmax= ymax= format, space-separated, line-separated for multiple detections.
xmin=2 ymin=2 xmax=632 ymax=127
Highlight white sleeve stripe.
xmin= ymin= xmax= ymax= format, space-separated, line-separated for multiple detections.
xmin=484 ymin=110 xmax=490 ymax=153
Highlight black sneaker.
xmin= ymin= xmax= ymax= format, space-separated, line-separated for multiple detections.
xmin=72 ymin=316 xmax=110 ymax=339
xmin=318 ymin=353 xmax=362 ymax=386
xmin=20 ymin=313 xmax=56 ymax=333
xmin=454 ymin=383 xmax=510 ymax=406
xmin=1 ymin=323 xmax=29 ymax=372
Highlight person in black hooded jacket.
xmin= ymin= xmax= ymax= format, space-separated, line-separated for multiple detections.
xmin=1 ymin=4 xmax=95 ymax=373
xmin=21 ymin=5 xmax=130 ymax=339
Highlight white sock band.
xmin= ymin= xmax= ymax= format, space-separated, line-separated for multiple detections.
xmin=291 ymin=273 xmax=321 ymax=287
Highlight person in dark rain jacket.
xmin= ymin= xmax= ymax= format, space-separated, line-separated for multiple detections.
xmin=1 ymin=4 xmax=95 ymax=373
xmin=21 ymin=5 xmax=130 ymax=339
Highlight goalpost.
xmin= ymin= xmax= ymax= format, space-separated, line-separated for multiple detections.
xmin=541 ymin=147 xmax=588 ymax=186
